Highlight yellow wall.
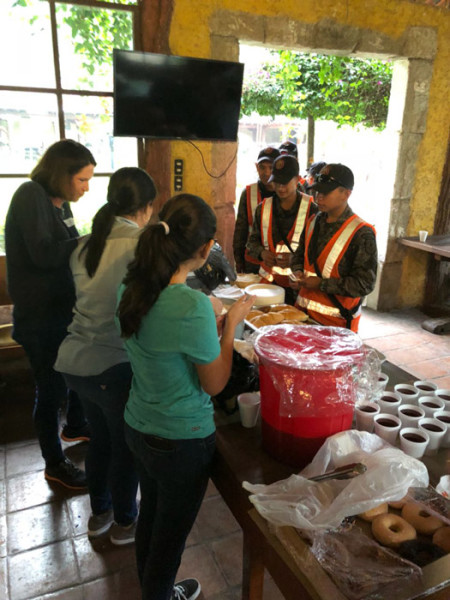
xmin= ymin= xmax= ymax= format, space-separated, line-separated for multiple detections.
xmin=166 ymin=0 xmax=450 ymax=307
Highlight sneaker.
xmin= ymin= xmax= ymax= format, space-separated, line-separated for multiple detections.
xmin=88 ymin=509 xmax=114 ymax=537
xmin=61 ymin=423 xmax=90 ymax=443
xmin=44 ymin=458 xmax=87 ymax=490
xmin=109 ymin=520 xmax=137 ymax=546
xmin=172 ymin=578 xmax=201 ymax=600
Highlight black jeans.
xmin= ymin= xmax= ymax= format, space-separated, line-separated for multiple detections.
xmin=63 ymin=364 xmax=138 ymax=525
xmin=125 ymin=423 xmax=215 ymax=600
xmin=13 ymin=320 xmax=86 ymax=466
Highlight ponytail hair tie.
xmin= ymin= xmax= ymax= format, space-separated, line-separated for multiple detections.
xmin=159 ymin=221 xmax=170 ymax=235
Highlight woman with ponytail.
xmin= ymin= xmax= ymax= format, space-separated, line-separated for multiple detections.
xmin=55 ymin=167 xmax=156 ymax=545
xmin=117 ymin=194 xmax=254 ymax=600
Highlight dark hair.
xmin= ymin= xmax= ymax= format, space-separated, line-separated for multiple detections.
xmin=31 ymin=139 xmax=96 ymax=198
xmin=81 ymin=167 xmax=157 ymax=277
xmin=118 ymin=193 xmax=217 ymax=338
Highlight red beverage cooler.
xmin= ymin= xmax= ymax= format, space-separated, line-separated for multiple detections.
xmin=254 ymin=324 xmax=364 ymax=468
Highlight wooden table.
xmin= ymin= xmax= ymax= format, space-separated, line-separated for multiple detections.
xmin=212 ymin=360 xmax=450 ymax=600
xmin=398 ymin=235 xmax=450 ymax=261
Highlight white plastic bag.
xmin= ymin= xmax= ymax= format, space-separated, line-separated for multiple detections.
xmin=242 ymin=430 xmax=429 ymax=530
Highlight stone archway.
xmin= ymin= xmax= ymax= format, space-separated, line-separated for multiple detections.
xmin=208 ymin=11 xmax=437 ymax=311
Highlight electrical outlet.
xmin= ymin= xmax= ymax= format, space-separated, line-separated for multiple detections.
xmin=174 ymin=159 xmax=183 ymax=175
xmin=174 ymin=175 xmax=183 ymax=191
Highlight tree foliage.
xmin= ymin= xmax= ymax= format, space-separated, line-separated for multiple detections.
xmin=241 ymin=51 xmax=393 ymax=130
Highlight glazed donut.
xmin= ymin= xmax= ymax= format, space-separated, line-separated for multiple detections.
xmin=432 ymin=526 xmax=450 ymax=553
xmin=358 ymin=503 xmax=388 ymax=522
xmin=389 ymin=496 xmax=408 ymax=510
xmin=401 ymin=502 xmax=444 ymax=535
xmin=372 ymin=513 xmax=417 ymax=548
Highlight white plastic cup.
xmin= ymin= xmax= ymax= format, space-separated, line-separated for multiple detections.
xmin=398 ymin=404 xmax=426 ymax=428
xmin=374 ymin=413 xmax=402 ymax=445
xmin=418 ymin=417 xmax=446 ymax=456
xmin=434 ymin=389 xmax=450 ymax=411
xmin=377 ymin=372 xmax=389 ymax=391
xmin=355 ymin=401 xmax=380 ymax=432
xmin=399 ymin=427 xmax=430 ymax=459
xmin=377 ymin=391 xmax=402 ymax=415
xmin=237 ymin=392 xmax=261 ymax=428
xmin=418 ymin=396 xmax=445 ymax=418
xmin=434 ymin=410 xmax=450 ymax=448
xmin=394 ymin=383 xmax=420 ymax=405
xmin=419 ymin=230 xmax=428 ymax=242
xmin=414 ymin=380 xmax=438 ymax=398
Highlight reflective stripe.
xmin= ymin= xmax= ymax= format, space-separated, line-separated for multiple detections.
xmin=260 ymin=197 xmax=273 ymax=250
xmin=322 ymin=216 xmax=365 ymax=278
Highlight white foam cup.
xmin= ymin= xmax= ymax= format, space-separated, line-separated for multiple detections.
xmin=414 ymin=380 xmax=438 ymax=398
xmin=237 ymin=392 xmax=261 ymax=428
xmin=419 ymin=230 xmax=428 ymax=242
xmin=418 ymin=417 xmax=446 ymax=456
xmin=398 ymin=404 xmax=426 ymax=428
xmin=378 ymin=391 xmax=402 ymax=415
xmin=374 ymin=413 xmax=401 ymax=445
xmin=394 ymin=383 xmax=419 ymax=405
xmin=355 ymin=401 xmax=380 ymax=432
xmin=399 ymin=427 xmax=430 ymax=459
xmin=434 ymin=410 xmax=450 ymax=448
xmin=434 ymin=389 xmax=450 ymax=411
xmin=377 ymin=372 xmax=389 ymax=390
xmin=418 ymin=396 xmax=445 ymax=418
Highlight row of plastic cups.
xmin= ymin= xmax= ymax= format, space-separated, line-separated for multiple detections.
xmin=392 ymin=382 xmax=450 ymax=407
xmin=355 ymin=402 xmax=450 ymax=456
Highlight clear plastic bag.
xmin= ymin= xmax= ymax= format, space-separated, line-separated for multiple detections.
xmin=242 ymin=430 xmax=429 ymax=530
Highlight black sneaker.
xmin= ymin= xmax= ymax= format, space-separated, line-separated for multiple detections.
xmin=44 ymin=459 xmax=87 ymax=490
xmin=61 ymin=423 xmax=90 ymax=443
xmin=172 ymin=578 xmax=201 ymax=600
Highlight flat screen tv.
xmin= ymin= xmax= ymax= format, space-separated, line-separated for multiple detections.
xmin=113 ymin=49 xmax=244 ymax=141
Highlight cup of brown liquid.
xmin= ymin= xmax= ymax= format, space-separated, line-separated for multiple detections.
xmin=399 ymin=427 xmax=430 ymax=458
xmin=398 ymin=404 xmax=426 ymax=428
xmin=394 ymin=383 xmax=419 ymax=405
xmin=418 ymin=396 xmax=445 ymax=418
xmin=434 ymin=410 xmax=450 ymax=448
xmin=434 ymin=389 xmax=450 ymax=411
xmin=374 ymin=413 xmax=401 ymax=445
xmin=418 ymin=417 xmax=446 ymax=456
xmin=378 ymin=391 xmax=402 ymax=415
xmin=355 ymin=401 xmax=380 ymax=432
xmin=414 ymin=380 xmax=438 ymax=398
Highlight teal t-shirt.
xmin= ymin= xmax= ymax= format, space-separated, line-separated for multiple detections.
xmin=119 ymin=284 xmax=221 ymax=439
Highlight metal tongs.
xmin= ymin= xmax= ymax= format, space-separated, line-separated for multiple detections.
xmin=308 ymin=462 xmax=367 ymax=482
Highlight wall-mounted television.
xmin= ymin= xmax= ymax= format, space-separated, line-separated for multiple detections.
xmin=113 ymin=49 xmax=244 ymax=142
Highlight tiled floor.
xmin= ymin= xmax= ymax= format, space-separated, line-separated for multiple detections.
xmin=0 ymin=307 xmax=449 ymax=600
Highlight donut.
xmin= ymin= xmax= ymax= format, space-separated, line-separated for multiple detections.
xmin=401 ymin=502 xmax=444 ymax=535
xmin=372 ymin=513 xmax=417 ymax=548
xmin=389 ymin=496 xmax=408 ymax=510
xmin=433 ymin=526 xmax=450 ymax=553
xmin=358 ymin=503 xmax=388 ymax=522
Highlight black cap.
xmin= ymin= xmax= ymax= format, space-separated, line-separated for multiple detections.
xmin=311 ymin=163 xmax=354 ymax=193
xmin=279 ymin=141 xmax=298 ymax=158
xmin=307 ymin=161 xmax=327 ymax=177
xmin=256 ymin=146 xmax=280 ymax=164
xmin=268 ymin=155 xmax=300 ymax=184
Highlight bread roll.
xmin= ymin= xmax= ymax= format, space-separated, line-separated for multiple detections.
xmin=279 ymin=308 xmax=309 ymax=322
xmin=247 ymin=310 xmax=264 ymax=322
xmin=269 ymin=304 xmax=292 ymax=312
xmin=251 ymin=313 xmax=284 ymax=328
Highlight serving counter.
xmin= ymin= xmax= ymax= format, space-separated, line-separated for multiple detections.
xmin=211 ymin=359 xmax=450 ymax=600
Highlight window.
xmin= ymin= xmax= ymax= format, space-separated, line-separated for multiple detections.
xmin=0 ymin=0 xmax=140 ymax=251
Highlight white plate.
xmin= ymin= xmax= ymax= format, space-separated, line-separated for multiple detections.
xmin=245 ymin=283 xmax=285 ymax=307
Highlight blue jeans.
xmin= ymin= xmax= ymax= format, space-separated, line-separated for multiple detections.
xmin=13 ymin=320 xmax=87 ymax=466
xmin=125 ymin=423 xmax=215 ymax=600
xmin=63 ymin=364 xmax=138 ymax=525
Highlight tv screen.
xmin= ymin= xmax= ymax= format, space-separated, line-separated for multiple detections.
xmin=113 ymin=49 xmax=244 ymax=142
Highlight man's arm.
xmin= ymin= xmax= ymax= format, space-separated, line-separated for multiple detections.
xmin=320 ymin=227 xmax=378 ymax=298
xmin=246 ymin=203 xmax=265 ymax=262
xmin=232 ymin=188 xmax=250 ymax=271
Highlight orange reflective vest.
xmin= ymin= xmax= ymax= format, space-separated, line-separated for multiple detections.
xmin=295 ymin=214 xmax=375 ymax=332
xmin=259 ymin=194 xmax=313 ymax=287
xmin=244 ymin=183 xmax=263 ymax=266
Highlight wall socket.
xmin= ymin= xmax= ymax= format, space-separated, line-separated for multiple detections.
xmin=174 ymin=159 xmax=183 ymax=191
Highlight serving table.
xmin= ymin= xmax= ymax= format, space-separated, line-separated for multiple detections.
xmin=211 ymin=359 xmax=450 ymax=600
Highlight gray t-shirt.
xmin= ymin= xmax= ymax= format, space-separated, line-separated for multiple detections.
xmin=55 ymin=217 xmax=140 ymax=376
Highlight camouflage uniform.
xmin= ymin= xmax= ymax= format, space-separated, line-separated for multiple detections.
xmin=291 ymin=205 xmax=377 ymax=298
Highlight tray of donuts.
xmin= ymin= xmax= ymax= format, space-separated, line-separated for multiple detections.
xmin=244 ymin=303 xmax=311 ymax=331
xmin=356 ymin=496 xmax=450 ymax=575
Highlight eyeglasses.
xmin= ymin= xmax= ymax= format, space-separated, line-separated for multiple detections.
xmin=315 ymin=173 xmax=347 ymax=188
